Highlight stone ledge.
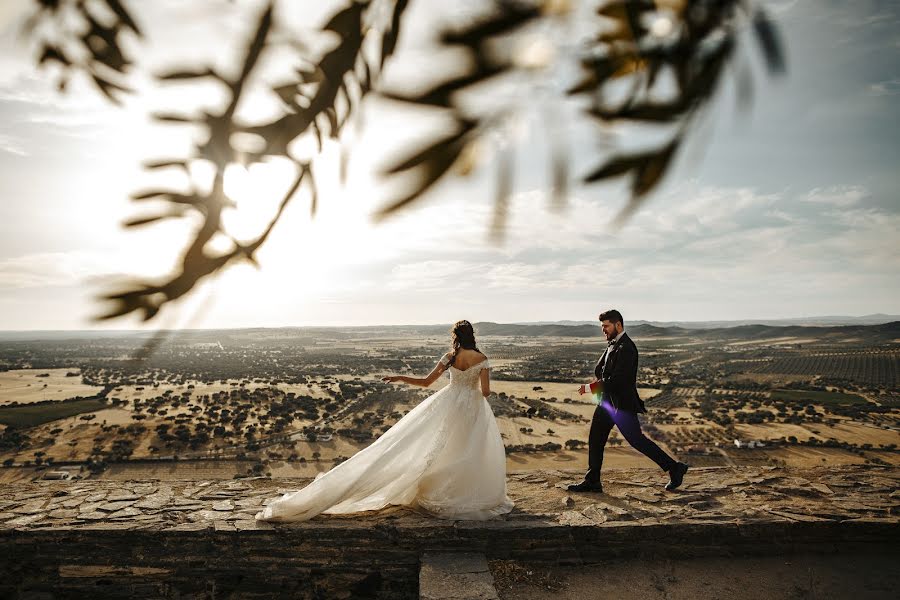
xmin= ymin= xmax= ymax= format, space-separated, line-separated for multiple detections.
xmin=1 ymin=466 xmax=897 ymax=599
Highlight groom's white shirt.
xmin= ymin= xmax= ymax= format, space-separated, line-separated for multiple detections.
xmin=587 ymin=329 xmax=626 ymax=395
xmin=601 ymin=329 xmax=626 ymax=361
xmin=610 ymin=329 xmax=626 ymax=345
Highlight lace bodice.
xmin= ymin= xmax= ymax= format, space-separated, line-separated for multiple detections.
xmin=441 ymin=353 xmax=490 ymax=390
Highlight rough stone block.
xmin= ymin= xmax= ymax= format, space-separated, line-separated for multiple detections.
xmin=419 ymin=553 xmax=498 ymax=600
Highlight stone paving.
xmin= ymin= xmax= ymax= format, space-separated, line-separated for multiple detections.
xmin=0 ymin=465 xmax=897 ymax=532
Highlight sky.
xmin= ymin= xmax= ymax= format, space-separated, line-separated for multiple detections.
xmin=0 ymin=0 xmax=897 ymax=330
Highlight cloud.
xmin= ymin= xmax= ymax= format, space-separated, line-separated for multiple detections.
xmin=765 ymin=0 xmax=801 ymax=15
xmin=0 ymin=133 xmax=26 ymax=156
xmin=2 ymin=178 xmax=897 ymax=326
xmin=802 ymin=185 xmax=868 ymax=207
xmin=0 ymin=251 xmax=115 ymax=289
xmin=386 ymin=260 xmax=481 ymax=291
xmin=869 ymin=79 xmax=900 ymax=96
xmin=368 ymin=181 xmax=895 ymax=297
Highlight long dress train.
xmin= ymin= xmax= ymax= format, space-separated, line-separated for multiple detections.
xmin=255 ymin=356 xmax=513 ymax=522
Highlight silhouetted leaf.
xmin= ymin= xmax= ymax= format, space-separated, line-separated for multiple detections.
xmin=84 ymin=15 xmax=128 ymax=72
xmin=580 ymin=55 xmax=623 ymax=85
xmin=90 ymin=74 xmax=129 ymax=104
xmin=152 ymin=113 xmax=197 ymax=123
xmin=597 ymin=0 xmax=650 ymax=35
xmin=130 ymin=190 xmax=203 ymax=206
xmin=307 ymin=168 xmax=318 ymax=217
xmin=376 ymin=139 xmax=467 ymax=219
xmin=229 ymin=1 xmax=273 ymax=102
xmin=582 ymin=154 xmax=641 ymax=183
xmin=325 ymin=107 xmax=339 ymax=136
xmin=158 ymin=68 xmax=217 ymax=80
xmin=123 ymin=212 xmax=183 ymax=228
xmin=38 ymin=45 xmax=69 ymax=66
xmin=131 ymin=190 xmax=170 ymax=201
xmin=274 ymin=82 xmax=301 ymax=108
xmin=142 ymin=159 xmax=188 ymax=171
xmin=105 ymin=0 xmax=142 ymax=36
xmin=294 ymin=64 xmax=321 ymax=82
xmin=441 ymin=5 xmax=541 ymax=47
xmin=566 ymin=70 xmax=596 ymax=95
xmin=382 ymin=66 xmax=505 ymax=108
xmin=550 ymin=142 xmax=568 ymax=210
xmin=323 ymin=2 xmax=363 ymax=36
xmin=311 ymin=121 xmax=323 ymax=151
xmin=632 ymin=138 xmax=679 ymax=197
xmin=736 ymin=61 xmax=754 ymax=112
xmin=597 ymin=24 xmax=633 ymax=44
xmin=490 ymin=149 xmax=513 ymax=242
xmin=380 ymin=0 xmax=409 ymax=69
xmin=684 ymin=37 xmax=733 ymax=98
xmin=611 ymin=57 xmax=645 ymax=78
xmin=358 ymin=59 xmax=373 ymax=94
xmin=381 ymin=122 xmax=475 ymax=175
xmin=753 ymin=8 xmax=785 ymax=74
xmin=587 ymin=101 xmax=687 ymax=123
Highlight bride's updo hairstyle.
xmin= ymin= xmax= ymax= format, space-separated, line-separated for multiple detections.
xmin=449 ymin=320 xmax=479 ymax=364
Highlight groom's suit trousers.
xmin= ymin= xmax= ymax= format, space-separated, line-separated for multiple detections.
xmin=586 ymin=398 xmax=676 ymax=482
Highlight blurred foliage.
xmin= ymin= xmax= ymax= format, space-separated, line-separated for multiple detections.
xmin=24 ymin=0 xmax=784 ymax=323
xmin=24 ymin=0 xmax=140 ymax=100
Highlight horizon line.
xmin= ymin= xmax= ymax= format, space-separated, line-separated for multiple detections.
xmin=1 ymin=313 xmax=898 ymax=334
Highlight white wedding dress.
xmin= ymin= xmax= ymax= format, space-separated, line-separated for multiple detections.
xmin=255 ymin=354 xmax=513 ymax=522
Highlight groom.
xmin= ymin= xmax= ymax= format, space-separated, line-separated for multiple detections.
xmin=568 ymin=309 xmax=688 ymax=493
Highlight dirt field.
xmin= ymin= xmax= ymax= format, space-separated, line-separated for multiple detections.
xmin=766 ymin=446 xmax=900 ymax=467
xmin=110 ymin=378 xmax=340 ymax=404
xmin=490 ymin=381 xmax=661 ymax=403
xmin=505 ymin=447 xmax=670 ymax=471
xmin=492 ymin=381 xmax=582 ymax=401
xmin=734 ymin=421 xmax=900 ymax=447
xmin=0 ymin=398 xmax=107 ymax=428
xmin=2 ymin=368 xmax=896 ymax=478
xmin=492 ymin=552 xmax=900 ymax=600
xmin=0 ymin=369 xmax=103 ymax=405
xmin=724 ymin=373 xmax=812 ymax=385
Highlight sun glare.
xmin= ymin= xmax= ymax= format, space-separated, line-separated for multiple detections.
xmin=210 ymin=144 xmax=390 ymax=311
xmin=221 ymin=159 xmax=298 ymax=242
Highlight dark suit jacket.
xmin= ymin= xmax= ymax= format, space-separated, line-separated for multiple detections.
xmin=594 ymin=332 xmax=646 ymax=413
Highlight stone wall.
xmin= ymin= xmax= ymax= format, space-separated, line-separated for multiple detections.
xmin=1 ymin=466 xmax=898 ymax=599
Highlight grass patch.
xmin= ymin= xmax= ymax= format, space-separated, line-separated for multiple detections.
xmin=770 ymin=389 xmax=867 ymax=405
xmin=0 ymin=398 xmax=107 ymax=428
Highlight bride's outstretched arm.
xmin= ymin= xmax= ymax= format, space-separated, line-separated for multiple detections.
xmin=382 ymin=359 xmax=447 ymax=388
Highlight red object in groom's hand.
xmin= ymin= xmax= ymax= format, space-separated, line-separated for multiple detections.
xmin=579 ymin=381 xmax=603 ymax=401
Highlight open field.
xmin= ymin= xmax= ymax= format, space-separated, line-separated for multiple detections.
xmin=491 ymin=381 xmax=582 ymax=401
xmin=0 ymin=398 xmax=107 ymax=428
xmin=770 ymin=388 xmax=867 ymax=405
xmin=0 ymin=368 xmax=103 ymax=405
xmin=0 ymin=322 xmax=897 ymax=479
xmin=491 ymin=381 xmax=662 ymax=403
xmin=765 ymin=446 xmax=900 ymax=467
xmin=505 ymin=447 xmax=675 ymax=471
xmin=734 ymin=421 xmax=900 ymax=447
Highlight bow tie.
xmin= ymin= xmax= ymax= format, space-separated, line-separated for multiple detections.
xmin=607 ymin=339 xmax=616 ymax=347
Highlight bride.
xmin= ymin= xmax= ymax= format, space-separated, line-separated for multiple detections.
xmin=255 ymin=320 xmax=514 ymax=522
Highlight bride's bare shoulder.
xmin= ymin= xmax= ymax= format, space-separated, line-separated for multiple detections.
xmin=455 ymin=349 xmax=488 ymax=368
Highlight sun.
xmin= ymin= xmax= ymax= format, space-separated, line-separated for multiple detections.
xmin=213 ymin=145 xmax=385 ymax=299
xmin=221 ymin=157 xmax=300 ymax=243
